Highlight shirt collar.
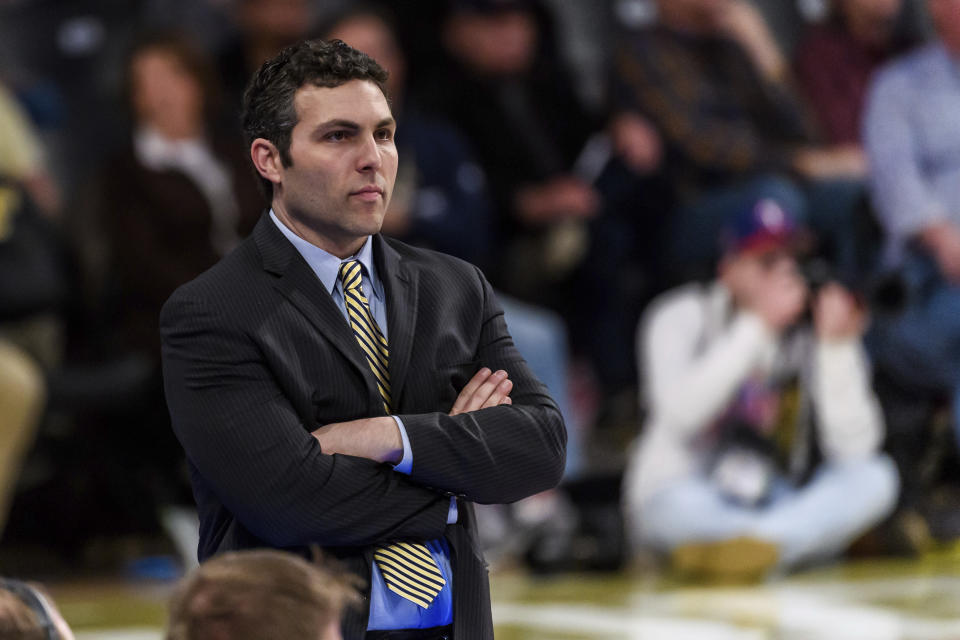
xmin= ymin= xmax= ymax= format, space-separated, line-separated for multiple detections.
xmin=269 ymin=209 xmax=382 ymax=300
xmin=133 ymin=125 xmax=208 ymax=170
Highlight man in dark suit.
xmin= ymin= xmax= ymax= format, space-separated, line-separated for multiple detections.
xmin=160 ymin=39 xmax=566 ymax=640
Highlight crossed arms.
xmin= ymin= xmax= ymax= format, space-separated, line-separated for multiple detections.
xmin=311 ymin=367 xmax=515 ymax=465
xmin=160 ymin=270 xmax=566 ymax=551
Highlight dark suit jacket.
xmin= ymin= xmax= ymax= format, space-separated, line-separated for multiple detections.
xmin=160 ymin=213 xmax=567 ymax=639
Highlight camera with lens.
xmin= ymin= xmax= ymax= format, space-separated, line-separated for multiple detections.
xmin=800 ymin=256 xmax=907 ymax=315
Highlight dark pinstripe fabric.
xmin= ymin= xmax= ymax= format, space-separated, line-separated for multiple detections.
xmin=160 ymin=213 xmax=567 ymax=639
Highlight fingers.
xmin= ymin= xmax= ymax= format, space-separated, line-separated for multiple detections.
xmin=449 ymin=368 xmax=513 ymax=416
xmin=449 ymin=368 xmax=492 ymax=416
xmin=463 ymin=369 xmax=508 ymax=413
xmin=479 ymin=377 xmax=513 ymax=410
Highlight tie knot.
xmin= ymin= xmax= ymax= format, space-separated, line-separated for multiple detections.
xmin=338 ymin=260 xmax=363 ymax=293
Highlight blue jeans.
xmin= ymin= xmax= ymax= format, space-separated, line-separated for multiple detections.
xmin=670 ymin=174 xmax=865 ymax=282
xmin=499 ymin=294 xmax=581 ymax=478
xmin=630 ymin=456 xmax=898 ymax=569
xmin=867 ymin=252 xmax=960 ymax=439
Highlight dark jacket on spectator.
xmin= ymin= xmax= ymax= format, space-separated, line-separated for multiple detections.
xmin=97 ymin=138 xmax=261 ymax=361
xmin=615 ymin=26 xmax=812 ymax=200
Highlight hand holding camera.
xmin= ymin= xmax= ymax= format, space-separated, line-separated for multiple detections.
xmin=813 ymin=283 xmax=866 ymax=342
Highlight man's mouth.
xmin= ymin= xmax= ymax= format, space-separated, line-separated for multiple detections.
xmin=350 ymin=186 xmax=383 ymax=202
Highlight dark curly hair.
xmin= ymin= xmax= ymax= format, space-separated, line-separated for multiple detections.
xmin=241 ymin=39 xmax=390 ymax=199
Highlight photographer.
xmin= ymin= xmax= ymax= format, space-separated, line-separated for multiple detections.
xmin=622 ymin=199 xmax=898 ymax=580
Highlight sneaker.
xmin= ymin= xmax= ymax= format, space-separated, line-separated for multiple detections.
xmin=670 ymin=536 xmax=779 ymax=583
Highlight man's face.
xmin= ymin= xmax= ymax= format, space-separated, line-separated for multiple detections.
xmin=720 ymin=247 xmax=801 ymax=302
xmin=272 ymin=79 xmax=397 ymax=257
xmin=130 ymin=49 xmax=203 ymax=139
xmin=240 ymin=0 xmax=312 ymax=43
xmin=327 ymin=16 xmax=405 ymax=98
xmin=841 ymin=0 xmax=902 ymax=21
xmin=444 ymin=10 xmax=538 ymax=75
xmin=930 ymin=0 xmax=960 ymax=53
xmin=839 ymin=0 xmax=902 ymax=44
xmin=657 ymin=0 xmax=732 ymax=31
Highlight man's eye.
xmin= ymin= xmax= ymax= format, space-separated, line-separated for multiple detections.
xmin=326 ymin=131 xmax=347 ymax=141
xmin=376 ymin=129 xmax=394 ymax=141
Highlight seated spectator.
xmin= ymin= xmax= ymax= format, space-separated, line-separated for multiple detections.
xmin=0 ymin=578 xmax=75 ymax=640
xmin=0 ymin=82 xmax=60 ymax=221
xmin=794 ymin=0 xmax=915 ymax=150
xmin=166 ymin=550 xmax=359 ymax=640
xmin=616 ymin=0 xmax=868 ymax=282
xmin=864 ymin=0 xmax=960 ymax=456
xmin=216 ymin=0 xmax=321 ymax=130
xmin=0 ymin=80 xmax=66 ymax=542
xmin=94 ymin=31 xmax=262 ymax=361
xmin=432 ymin=0 xmax=603 ymax=293
xmin=622 ymin=199 xmax=898 ymax=580
xmin=80 ymin=32 xmax=262 ymax=561
xmin=431 ymin=0 xmax=667 ymax=391
xmin=0 ymin=78 xmax=65 ymax=368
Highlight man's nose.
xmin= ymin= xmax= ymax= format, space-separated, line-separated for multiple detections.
xmin=356 ymin=134 xmax=383 ymax=172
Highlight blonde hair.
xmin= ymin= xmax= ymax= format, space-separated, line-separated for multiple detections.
xmin=166 ymin=550 xmax=361 ymax=640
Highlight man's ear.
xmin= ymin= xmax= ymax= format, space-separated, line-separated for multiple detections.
xmin=250 ymin=138 xmax=283 ymax=186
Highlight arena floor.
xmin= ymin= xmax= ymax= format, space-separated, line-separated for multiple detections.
xmin=46 ymin=549 xmax=960 ymax=640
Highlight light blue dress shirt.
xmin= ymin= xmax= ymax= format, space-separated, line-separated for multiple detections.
xmin=864 ymin=43 xmax=960 ymax=266
xmin=269 ymin=211 xmax=454 ymax=629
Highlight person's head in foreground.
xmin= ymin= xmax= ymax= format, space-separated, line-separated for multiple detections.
xmin=166 ymin=550 xmax=360 ymax=640
xmin=0 ymin=578 xmax=75 ymax=640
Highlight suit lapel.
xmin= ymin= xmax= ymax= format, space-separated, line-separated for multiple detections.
xmin=375 ymin=235 xmax=418 ymax=411
xmin=254 ymin=215 xmax=377 ymax=404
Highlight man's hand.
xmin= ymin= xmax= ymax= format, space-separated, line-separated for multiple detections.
xmin=715 ymin=0 xmax=787 ymax=83
xmin=312 ymin=368 xmax=513 ymax=463
xmin=610 ymin=111 xmax=662 ymax=175
xmin=814 ymin=283 xmax=866 ymax=342
xmin=449 ymin=368 xmax=513 ymax=416
xmin=920 ymin=222 xmax=960 ymax=284
xmin=792 ymin=146 xmax=868 ymax=180
xmin=514 ymin=176 xmax=601 ymax=224
xmin=311 ymin=417 xmax=403 ymax=464
xmin=312 ymin=367 xmax=514 ymax=460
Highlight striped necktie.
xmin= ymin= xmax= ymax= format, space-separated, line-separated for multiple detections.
xmin=337 ymin=260 xmax=446 ymax=609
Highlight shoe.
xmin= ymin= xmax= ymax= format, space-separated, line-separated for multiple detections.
xmin=848 ymin=508 xmax=933 ymax=557
xmin=670 ymin=536 xmax=779 ymax=583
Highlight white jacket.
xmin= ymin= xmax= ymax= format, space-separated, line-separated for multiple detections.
xmin=623 ymin=282 xmax=884 ymax=506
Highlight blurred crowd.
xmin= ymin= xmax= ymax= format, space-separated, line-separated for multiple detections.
xmin=1 ymin=0 xmax=960 ymax=582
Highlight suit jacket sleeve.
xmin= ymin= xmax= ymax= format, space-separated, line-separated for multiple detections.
xmin=161 ymin=289 xmax=450 ymax=549
xmin=397 ymin=266 xmax=567 ymax=504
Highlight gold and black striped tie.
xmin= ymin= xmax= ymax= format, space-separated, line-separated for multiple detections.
xmin=337 ymin=260 xmax=446 ymax=609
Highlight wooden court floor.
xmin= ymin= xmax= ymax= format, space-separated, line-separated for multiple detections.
xmin=43 ymin=549 xmax=960 ymax=640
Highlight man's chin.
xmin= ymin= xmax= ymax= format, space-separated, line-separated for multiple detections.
xmin=348 ymin=220 xmax=386 ymax=239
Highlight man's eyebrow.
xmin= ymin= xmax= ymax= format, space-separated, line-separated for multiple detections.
xmin=314 ymin=119 xmax=360 ymax=133
xmin=313 ymin=117 xmax=396 ymax=134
